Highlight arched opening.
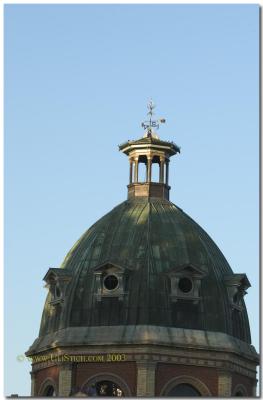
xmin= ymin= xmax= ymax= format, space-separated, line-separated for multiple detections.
xmin=151 ymin=155 xmax=160 ymax=182
xmin=42 ymin=385 xmax=56 ymax=396
xmin=167 ymin=383 xmax=201 ymax=397
xmin=84 ymin=380 xmax=124 ymax=397
xmin=138 ymin=155 xmax=147 ymax=182
xmin=233 ymin=384 xmax=247 ymax=397
xmin=160 ymin=376 xmax=211 ymax=397
xmin=151 ymin=162 xmax=159 ymax=182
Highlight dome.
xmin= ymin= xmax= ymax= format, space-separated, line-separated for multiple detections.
xmin=27 ymin=105 xmax=258 ymax=398
xmin=38 ymin=196 xmax=251 ymax=344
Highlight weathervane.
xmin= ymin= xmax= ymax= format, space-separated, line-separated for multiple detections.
xmin=141 ymin=99 xmax=166 ymax=137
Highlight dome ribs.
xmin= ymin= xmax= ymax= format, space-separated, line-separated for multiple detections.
xmin=127 ymin=202 xmax=151 ymax=325
xmin=148 ymin=202 xmax=172 ymax=325
xmin=196 ymin=229 xmax=232 ymax=335
xmin=94 ymin=202 xmax=130 ymax=265
xmin=114 ymin=201 xmax=149 ymax=268
xmin=37 ymin=198 xmax=252 ymax=343
xmin=154 ymin=201 xmax=190 ymax=269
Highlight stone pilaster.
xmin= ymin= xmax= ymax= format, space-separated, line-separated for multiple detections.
xmin=58 ymin=363 xmax=72 ymax=396
xmin=136 ymin=361 xmax=156 ymax=397
xmin=252 ymin=380 xmax=258 ymax=396
xmin=30 ymin=372 xmax=36 ymax=396
xmin=218 ymin=371 xmax=232 ymax=397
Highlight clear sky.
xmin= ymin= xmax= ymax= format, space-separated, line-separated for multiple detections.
xmin=4 ymin=4 xmax=259 ymax=396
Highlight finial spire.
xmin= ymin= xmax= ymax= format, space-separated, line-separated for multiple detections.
xmin=141 ymin=99 xmax=166 ymax=138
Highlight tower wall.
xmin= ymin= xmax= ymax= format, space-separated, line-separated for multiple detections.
xmin=31 ymin=341 xmax=258 ymax=397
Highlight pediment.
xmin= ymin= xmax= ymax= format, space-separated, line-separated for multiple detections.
xmin=43 ymin=267 xmax=72 ymax=283
xmin=224 ymin=273 xmax=251 ymax=290
xmin=92 ymin=261 xmax=126 ymax=274
xmin=167 ymin=263 xmax=207 ymax=278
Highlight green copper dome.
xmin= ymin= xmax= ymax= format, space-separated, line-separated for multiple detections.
xmin=27 ymin=107 xmax=258 ymax=383
xmin=38 ymin=196 xmax=251 ymax=344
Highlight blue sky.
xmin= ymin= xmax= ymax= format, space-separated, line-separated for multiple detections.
xmin=4 ymin=4 xmax=259 ymax=395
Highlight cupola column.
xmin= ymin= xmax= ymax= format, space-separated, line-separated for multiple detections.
xmin=129 ymin=160 xmax=133 ymax=184
xmin=147 ymin=157 xmax=152 ymax=182
xmin=165 ymin=159 xmax=170 ymax=185
xmin=159 ymin=157 xmax=165 ymax=183
xmin=134 ymin=158 xmax=139 ymax=183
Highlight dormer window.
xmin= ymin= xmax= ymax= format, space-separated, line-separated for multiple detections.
xmin=43 ymin=268 xmax=72 ymax=306
xmin=167 ymin=264 xmax=207 ymax=304
xmin=224 ymin=274 xmax=250 ymax=312
xmin=93 ymin=262 xmax=128 ymax=302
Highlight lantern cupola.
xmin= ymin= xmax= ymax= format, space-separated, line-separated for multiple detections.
xmin=119 ymin=100 xmax=180 ymax=201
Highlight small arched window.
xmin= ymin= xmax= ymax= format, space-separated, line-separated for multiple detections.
xmin=167 ymin=383 xmax=201 ymax=397
xmin=43 ymin=385 xmax=56 ymax=397
xmin=233 ymin=384 xmax=247 ymax=397
xmin=161 ymin=375 xmax=211 ymax=397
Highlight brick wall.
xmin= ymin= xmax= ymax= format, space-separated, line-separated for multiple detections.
xmin=75 ymin=361 xmax=137 ymax=396
xmin=34 ymin=365 xmax=59 ymax=395
xmin=155 ymin=363 xmax=218 ymax=396
xmin=231 ymin=372 xmax=255 ymax=396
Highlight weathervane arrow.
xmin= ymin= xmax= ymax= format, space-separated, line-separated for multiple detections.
xmin=141 ymin=99 xmax=166 ymax=136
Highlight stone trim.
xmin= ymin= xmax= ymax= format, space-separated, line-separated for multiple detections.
xmin=81 ymin=372 xmax=132 ymax=397
xmin=58 ymin=364 xmax=72 ymax=396
xmin=218 ymin=371 xmax=232 ymax=397
xmin=27 ymin=325 xmax=259 ymax=364
xmin=30 ymin=345 xmax=258 ymax=380
xmin=38 ymin=377 xmax=58 ymax=396
xmin=160 ymin=375 xmax=212 ymax=396
xmin=136 ymin=361 xmax=156 ymax=397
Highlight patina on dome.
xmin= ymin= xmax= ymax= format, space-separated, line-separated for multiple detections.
xmin=37 ymin=196 xmax=251 ymax=345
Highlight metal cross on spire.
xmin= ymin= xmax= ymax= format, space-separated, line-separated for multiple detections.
xmin=141 ymin=99 xmax=166 ymax=137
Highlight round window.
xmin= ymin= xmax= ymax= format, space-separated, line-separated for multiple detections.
xmin=178 ymin=277 xmax=193 ymax=293
xmin=104 ymin=275 xmax=119 ymax=291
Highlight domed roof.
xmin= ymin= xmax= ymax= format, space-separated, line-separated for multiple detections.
xmin=28 ymin=105 xmax=254 ymax=358
xmin=38 ymin=197 xmax=251 ymax=344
